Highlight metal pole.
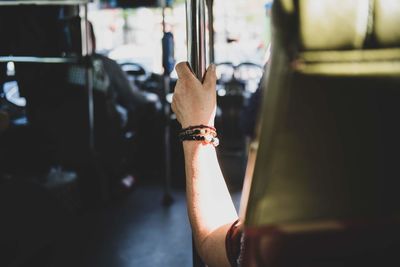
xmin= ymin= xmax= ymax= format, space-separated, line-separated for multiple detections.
xmin=206 ymin=0 xmax=215 ymax=64
xmin=186 ymin=0 xmax=207 ymax=80
xmin=161 ymin=5 xmax=174 ymax=206
xmin=81 ymin=4 xmax=108 ymax=205
xmin=186 ymin=2 xmax=207 ymax=266
xmin=80 ymin=4 xmax=94 ymax=151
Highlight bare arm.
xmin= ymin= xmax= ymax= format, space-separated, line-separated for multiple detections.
xmin=172 ymin=62 xmax=238 ymax=267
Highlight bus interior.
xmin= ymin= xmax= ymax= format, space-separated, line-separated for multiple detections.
xmin=1 ymin=0 xmax=400 ymax=266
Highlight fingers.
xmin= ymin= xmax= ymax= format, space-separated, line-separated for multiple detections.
xmin=175 ymin=62 xmax=196 ymax=81
xmin=175 ymin=62 xmax=216 ymax=92
xmin=203 ymin=64 xmax=217 ymax=89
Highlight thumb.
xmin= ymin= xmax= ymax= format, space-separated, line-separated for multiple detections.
xmin=203 ymin=64 xmax=217 ymax=89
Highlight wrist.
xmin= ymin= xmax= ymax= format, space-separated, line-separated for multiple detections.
xmin=181 ymin=122 xmax=214 ymax=129
xmin=183 ymin=140 xmax=216 ymax=153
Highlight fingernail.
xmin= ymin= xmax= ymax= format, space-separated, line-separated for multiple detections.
xmin=210 ymin=64 xmax=216 ymax=71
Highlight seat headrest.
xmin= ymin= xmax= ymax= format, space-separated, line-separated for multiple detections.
xmin=280 ymin=0 xmax=400 ymax=50
xmin=273 ymin=0 xmax=400 ymax=76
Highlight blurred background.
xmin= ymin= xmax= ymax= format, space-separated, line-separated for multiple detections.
xmin=89 ymin=0 xmax=270 ymax=73
xmin=0 ymin=0 xmax=272 ymax=266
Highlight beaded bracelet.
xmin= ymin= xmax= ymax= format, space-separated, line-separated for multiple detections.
xmin=179 ymin=134 xmax=220 ymax=147
xmin=179 ymin=124 xmax=219 ymax=147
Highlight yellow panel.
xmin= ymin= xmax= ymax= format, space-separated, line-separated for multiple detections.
xmin=294 ymin=48 xmax=400 ymax=76
xmin=280 ymin=0 xmax=294 ymax=14
xmin=299 ymin=0 xmax=369 ymax=50
xmin=375 ymin=0 xmax=400 ymax=47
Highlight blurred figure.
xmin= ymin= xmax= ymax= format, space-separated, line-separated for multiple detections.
xmin=88 ymin=21 xmax=165 ymax=176
xmin=87 ymin=21 xmax=161 ymax=130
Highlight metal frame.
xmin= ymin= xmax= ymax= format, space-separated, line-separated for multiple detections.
xmin=0 ymin=56 xmax=79 ymax=63
xmin=0 ymin=0 xmax=106 ymax=205
xmin=0 ymin=0 xmax=95 ymax=168
xmin=0 ymin=1 xmax=92 ymax=66
xmin=0 ymin=1 xmax=93 ymax=146
xmin=0 ymin=0 xmax=89 ymax=5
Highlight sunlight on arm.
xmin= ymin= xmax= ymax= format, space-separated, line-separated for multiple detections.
xmin=185 ymin=143 xmax=238 ymax=242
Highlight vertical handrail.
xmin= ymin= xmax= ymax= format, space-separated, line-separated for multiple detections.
xmin=206 ymin=0 xmax=214 ymax=64
xmin=80 ymin=4 xmax=94 ymax=151
xmin=81 ymin=3 xmax=109 ymax=205
xmin=161 ymin=3 xmax=174 ymax=206
xmin=186 ymin=0 xmax=207 ymax=80
xmin=186 ymin=2 xmax=207 ymax=266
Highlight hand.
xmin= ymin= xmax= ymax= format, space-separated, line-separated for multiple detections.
xmin=172 ymin=62 xmax=217 ymax=129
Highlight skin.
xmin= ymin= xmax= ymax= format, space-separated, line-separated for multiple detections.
xmin=172 ymin=62 xmax=239 ymax=267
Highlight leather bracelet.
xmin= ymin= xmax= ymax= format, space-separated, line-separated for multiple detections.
xmin=178 ymin=128 xmax=217 ymax=138
xmin=179 ymin=134 xmax=220 ymax=147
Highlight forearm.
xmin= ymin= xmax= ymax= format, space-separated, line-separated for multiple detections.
xmin=172 ymin=62 xmax=236 ymax=266
xmin=183 ymin=141 xmax=238 ymax=265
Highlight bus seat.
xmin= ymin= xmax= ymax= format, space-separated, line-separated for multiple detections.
xmin=241 ymin=0 xmax=400 ymax=266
